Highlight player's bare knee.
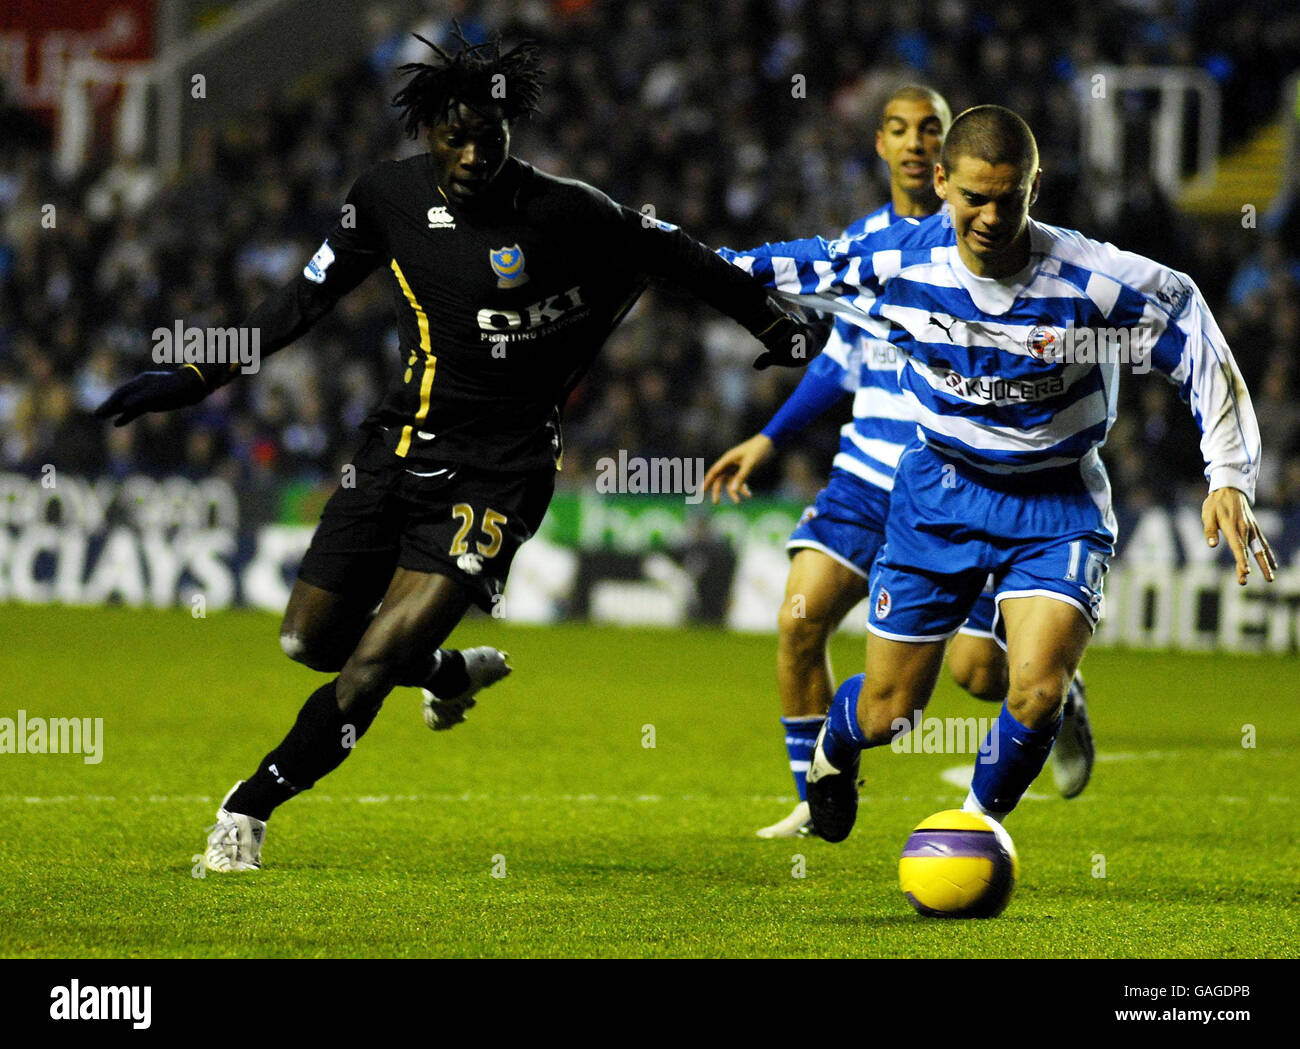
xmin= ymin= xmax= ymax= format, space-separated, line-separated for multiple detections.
xmin=1006 ymin=675 xmax=1068 ymax=728
xmin=280 ymin=630 xmax=336 ymax=672
xmin=280 ymin=631 xmax=309 ymax=663
xmin=946 ymin=653 xmax=973 ymax=692
xmin=957 ymin=664 xmax=1006 ymax=704
xmin=778 ymin=602 xmax=834 ymax=656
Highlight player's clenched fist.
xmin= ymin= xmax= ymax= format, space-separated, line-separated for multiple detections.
xmin=702 ymin=433 xmax=775 ymax=505
xmin=1202 ymin=486 xmax=1278 ymax=585
xmin=752 ymin=310 xmax=826 ymax=371
xmin=93 ymin=367 xmax=210 ymax=427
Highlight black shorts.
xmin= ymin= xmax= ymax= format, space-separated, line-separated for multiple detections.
xmin=297 ymin=429 xmax=555 ymax=612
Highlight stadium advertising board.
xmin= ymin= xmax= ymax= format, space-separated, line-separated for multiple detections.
xmin=0 ymin=0 xmax=155 ymax=111
xmin=1 ymin=473 xmax=1297 ymax=652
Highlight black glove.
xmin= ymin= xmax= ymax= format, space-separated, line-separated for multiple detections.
xmin=752 ymin=310 xmax=828 ymax=371
xmin=93 ymin=368 xmax=210 ymax=426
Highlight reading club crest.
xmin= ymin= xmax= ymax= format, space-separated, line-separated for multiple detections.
xmin=489 ymin=244 xmax=529 ymax=289
xmin=1024 ymin=326 xmax=1060 ymax=364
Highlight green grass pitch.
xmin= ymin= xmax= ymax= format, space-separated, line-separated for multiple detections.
xmin=1 ymin=604 xmax=1296 ymax=958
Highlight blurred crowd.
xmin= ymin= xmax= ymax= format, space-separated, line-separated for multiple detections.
xmin=1 ymin=0 xmax=1299 ymax=516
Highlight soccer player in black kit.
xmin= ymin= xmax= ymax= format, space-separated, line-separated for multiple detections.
xmin=94 ymin=33 xmax=815 ymax=871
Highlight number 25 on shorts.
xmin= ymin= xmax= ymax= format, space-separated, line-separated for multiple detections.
xmin=450 ymin=503 xmax=507 ymax=558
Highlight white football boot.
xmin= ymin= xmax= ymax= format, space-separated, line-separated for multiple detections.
xmin=203 ymin=782 xmax=266 ymax=872
xmin=1051 ymin=673 xmax=1094 ymax=799
xmin=756 ymin=800 xmax=814 ymax=839
xmin=422 ymin=647 xmax=512 ymax=731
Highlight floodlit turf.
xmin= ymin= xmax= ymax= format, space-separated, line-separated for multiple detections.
xmin=1 ymin=604 xmax=1296 ymax=958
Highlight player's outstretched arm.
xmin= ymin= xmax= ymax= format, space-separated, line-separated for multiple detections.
xmin=95 ymin=170 xmax=385 ymax=426
xmin=1202 ymin=487 xmax=1277 ymax=586
xmin=717 ymin=231 xmax=878 ymax=302
xmin=602 ymin=199 xmax=821 ymax=368
xmin=92 ymin=261 xmax=372 ymax=426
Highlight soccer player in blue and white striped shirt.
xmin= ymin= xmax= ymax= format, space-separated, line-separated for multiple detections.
xmin=718 ymin=106 xmax=1277 ymax=844
xmin=704 ymin=89 xmax=1090 ymax=839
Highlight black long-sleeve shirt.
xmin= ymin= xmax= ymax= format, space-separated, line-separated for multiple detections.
xmin=220 ymin=154 xmax=785 ymax=472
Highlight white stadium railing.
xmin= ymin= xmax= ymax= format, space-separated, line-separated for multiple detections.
xmin=1076 ymin=65 xmax=1222 ymax=223
xmin=55 ymin=0 xmax=426 ymax=180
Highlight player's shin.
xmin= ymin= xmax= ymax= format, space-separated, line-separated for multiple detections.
xmin=964 ymin=702 xmax=1062 ymax=821
xmin=805 ymin=673 xmax=868 ymax=842
xmin=224 ymin=680 xmax=382 ymax=820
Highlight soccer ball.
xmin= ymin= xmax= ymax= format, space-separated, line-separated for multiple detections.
xmin=898 ymin=809 xmax=1019 ymax=918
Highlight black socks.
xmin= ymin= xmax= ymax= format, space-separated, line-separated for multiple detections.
xmin=224 ymin=648 xmax=469 ymax=821
xmin=225 ymin=681 xmax=381 ymax=821
xmin=420 ymin=649 xmax=469 ymax=698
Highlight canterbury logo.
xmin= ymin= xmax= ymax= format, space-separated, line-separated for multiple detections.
xmin=427 ymin=206 xmax=455 ymax=229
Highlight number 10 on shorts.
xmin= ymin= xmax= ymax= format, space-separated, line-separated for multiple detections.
xmin=1064 ymin=540 xmax=1107 ymax=591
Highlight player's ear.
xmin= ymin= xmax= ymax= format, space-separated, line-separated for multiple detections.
xmin=934 ymin=163 xmax=948 ymax=201
xmin=875 ymin=128 xmax=886 ymax=161
xmin=1029 ymin=168 xmax=1042 ymax=207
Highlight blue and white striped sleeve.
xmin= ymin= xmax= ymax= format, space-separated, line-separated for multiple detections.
xmin=716 ymin=235 xmax=882 ymax=301
xmin=716 ymin=235 xmax=886 ymax=352
xmin=1102 ymin=243 xmax=1262 ymax=501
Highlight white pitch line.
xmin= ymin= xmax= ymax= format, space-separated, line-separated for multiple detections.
xmin=1 ymin=793 xmax=788 ymax=805
xmin=2 ymin=790 xmax=1292 ymax=806
xmin=1094 ymin=751 xmax=1179 ymax=762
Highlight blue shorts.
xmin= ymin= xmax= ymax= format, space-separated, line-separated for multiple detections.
xmin=786 ymin=468 xmax=890 ymax=580
xmin=867 ymin=442 xmax=1116 ymax=642
xmin=960 ymin=580 xmax=998 ymax=638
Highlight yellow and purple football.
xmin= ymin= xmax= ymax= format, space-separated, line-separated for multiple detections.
xmin=899 ymin=809 xmax=1019 ymax=918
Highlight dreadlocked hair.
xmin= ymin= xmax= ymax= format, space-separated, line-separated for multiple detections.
xmin=391 ymin=25 xmax=544 ymax=137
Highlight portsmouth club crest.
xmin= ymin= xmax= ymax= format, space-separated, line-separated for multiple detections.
xmin=489 ymin=244 xmax=529 ymax=289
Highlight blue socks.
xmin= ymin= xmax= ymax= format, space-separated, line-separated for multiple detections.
xmin=823 ymin=673 xmax=869 ymax=768
xmin=784 ymin=676 xmax=871 ymax=796
xmin=810 ymin=675 xmax=1061 ymax=819
xmin=781 ymin=716 xmax=824 ymax=801
xmin=969 ymin=701 xmax=1062 ymax=817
